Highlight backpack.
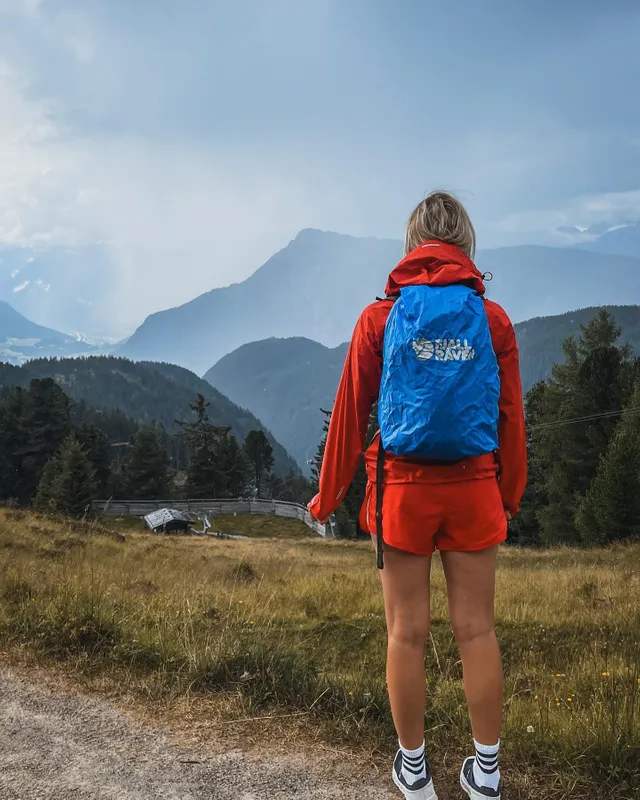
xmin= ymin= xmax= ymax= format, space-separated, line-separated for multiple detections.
xmin=378 ymin=284 xmax=500 ymax=460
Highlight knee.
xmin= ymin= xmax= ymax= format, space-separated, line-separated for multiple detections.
xmin=451 ymin=615 xmax=495 ymax=647
xmin=388 ymin=616 xmax=430 ymax=650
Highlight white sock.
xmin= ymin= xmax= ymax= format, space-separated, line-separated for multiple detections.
xmin=399 ymin=740 xmax=427 ymax=787
xmin=473 ymin=739 xmax=500 ymax=792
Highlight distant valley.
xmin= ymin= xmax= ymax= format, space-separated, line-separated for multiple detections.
xmin=0 ymin=244 xmax=123 ymax=340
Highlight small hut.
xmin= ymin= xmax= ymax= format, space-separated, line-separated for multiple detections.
xmin=144 ymin=508 xmax=195 ymax=534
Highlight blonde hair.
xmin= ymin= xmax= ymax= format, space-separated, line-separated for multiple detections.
xmin=404 ymin=191 xmax=476 ymax=259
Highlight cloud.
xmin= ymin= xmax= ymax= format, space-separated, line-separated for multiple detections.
xmin=489 ymin=189 xmax=640 ymax=246
xmin=0 ymin=62 xmax=321 ymax=327
xmin=13 ymin=280 xmax=29 ymax=292
xmin=0 ymin=0 xmax=639 ymax=334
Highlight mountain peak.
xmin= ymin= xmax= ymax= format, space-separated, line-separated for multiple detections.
xmin=294 ymin=227 xmax=326 ymax=239
xmin=291 ymin=227 xmax=348 ymax=244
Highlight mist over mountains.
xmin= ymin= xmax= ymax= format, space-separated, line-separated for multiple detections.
xmin=2 ymin=224 xmax=640 ymax=472
xmin=0 ymin=301 xmax=97 ymax=365
xmin=119 ymin=229 xmax=640 ymax=375
xmin=0 ymin=245 xmax=123 ymax=341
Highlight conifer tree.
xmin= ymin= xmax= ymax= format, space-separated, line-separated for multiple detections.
xmin=311 ymin=409 xmax=331 ymax=490
xmin=123 ymin=427 xmax=172 ymax=499
xmin=217 ymin=434 xmax=248 ymax=497
xmin=74 ymin=422 xmax=112 ymax=497
xmin=532 ymin=311 xmax=638 ymax=544
xmin=576 ymin=386 xmax=640 ymax=545
xmin=243 ymin=430 xmax=274 ymax=498
xmin=310 ymin=405 xmax=376 ymax=535
xmin=0 ymin=387 xmax=30 ymax=502
xmin=0 ymin=379 xmax=71 ymax=503
xmin=177 ymin=394 xmax=229 ymax=498
xmin=36 ymin=436 xmax=97 ymax=516
xmin=507 ymin=381 xmax=548 ymax=546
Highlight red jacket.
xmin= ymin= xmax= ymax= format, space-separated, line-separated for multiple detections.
xmin=309 ymin=241 xmax=527 ymax=522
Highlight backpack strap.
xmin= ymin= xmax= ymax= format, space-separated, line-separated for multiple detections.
xmin=375 ymin=438 xmax=385 ymax=570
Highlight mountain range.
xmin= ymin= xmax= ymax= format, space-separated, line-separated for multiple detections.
xmin=3 ymin=225 xmax=640 ymax=474
xmin=120 ymin=229 xmax=640 ymax=374
xmin=0 ymin=301 xmax=96 ymax=365
xmin=206 ymin=305 xmax=640 ymax=471
xmin=570 ymin=222 xmax=640 ymax=257
xmin=2 ymin=221 xmax=638 ymax=356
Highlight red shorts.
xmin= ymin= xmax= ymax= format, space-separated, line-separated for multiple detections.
xmin=360 ymin=477 xmax=507 ymax=556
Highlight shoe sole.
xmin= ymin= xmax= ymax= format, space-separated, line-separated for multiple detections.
xmin=392 ymin=769 xmax=438 ymax=800
xmin=460 ymin=760 xmax=500 ymax=800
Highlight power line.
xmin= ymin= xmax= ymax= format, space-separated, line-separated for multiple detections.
xmin=530 ymin=405 xmax=640 ymax=432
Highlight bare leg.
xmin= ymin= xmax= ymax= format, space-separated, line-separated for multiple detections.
xmin=440 ymin=547 xmax=502 ymax=744
xmin=378 ymin=542 xmax=432 ymax=749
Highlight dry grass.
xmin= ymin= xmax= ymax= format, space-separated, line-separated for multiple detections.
xmin=0 ymin=509 xmax=638 ymax=799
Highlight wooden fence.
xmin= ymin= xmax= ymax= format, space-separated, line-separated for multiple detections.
xmin=92 ymin=498 xmax=333 ymax=538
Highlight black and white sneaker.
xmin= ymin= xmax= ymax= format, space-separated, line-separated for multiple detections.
xmin=392 ymin=750 xmax=438 ymax=799
xmin=460 ymin=757 xmax=501 ymax=800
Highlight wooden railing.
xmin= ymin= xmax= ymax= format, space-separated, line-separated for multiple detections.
xmin=92 ymin=498 xmax=333 ymax=538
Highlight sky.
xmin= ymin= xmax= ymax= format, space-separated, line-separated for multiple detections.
xmin=0 ymin=0 xmax=639 ymax=335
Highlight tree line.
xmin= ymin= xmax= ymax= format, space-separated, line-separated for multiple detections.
xmin=0 ymin=383 xmax=311 ymax=517
xmin=512 ymin=310 xmax=640 ymax=546
xmin=0 ymin=356 xmax=298 ymax=475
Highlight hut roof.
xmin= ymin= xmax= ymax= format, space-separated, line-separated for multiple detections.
xmin=144 ymin=508 xmax=195 ymax=531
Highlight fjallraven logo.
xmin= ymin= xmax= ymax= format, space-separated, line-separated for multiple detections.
xmin=412 ymin=338 xmax=475 ymax=362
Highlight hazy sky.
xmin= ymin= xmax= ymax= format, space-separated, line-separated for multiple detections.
xmin=1 ymin=0 xmax=639 ymax=331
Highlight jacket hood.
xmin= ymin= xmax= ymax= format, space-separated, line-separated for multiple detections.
xmin=385 ymin=241 xmax=486 ymax=296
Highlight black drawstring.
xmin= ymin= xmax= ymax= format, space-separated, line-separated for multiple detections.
xmin=376 ymin=438 xmax=385 ymax=570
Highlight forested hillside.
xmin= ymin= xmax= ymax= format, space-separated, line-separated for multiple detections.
xmin=512 ymin=310 xmax=640 ymax=546
xmin=0 ymin=377 xmax=308 ymax=513
xmin=0 ymin=356 xmax=297 ymax=474
xmin=206 ymin=338 xmax=348 ymax=470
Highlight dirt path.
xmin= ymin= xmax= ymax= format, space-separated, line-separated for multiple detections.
xmin=0 ymin=668 xmax=395 ymax=800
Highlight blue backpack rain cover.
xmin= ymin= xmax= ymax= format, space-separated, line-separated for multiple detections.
xmin=378 ymin=284 xmax=500 ymax=460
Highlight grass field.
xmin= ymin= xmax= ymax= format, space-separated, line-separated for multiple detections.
xmin=0 ymin=509 xmax=638 ymax=799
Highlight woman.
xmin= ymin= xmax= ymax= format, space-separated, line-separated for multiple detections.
xmin=308 ymin=191 xmax=527 ymax=800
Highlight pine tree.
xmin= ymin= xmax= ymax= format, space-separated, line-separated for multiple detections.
xmin=310 ymin=405 xmax=377 ymax=534
xmin=74 ymin=422 xmax=112 ymax=497
xmin=532 ymin=312 xmax=639 ymax=545
xmin=576 ymin=386 xmax=640 ymax=545
xmin=177 ymin=394 xmax=229 ymax=498
xmin=0 ymin=387 xmax=30 ymax=502
xmin=36 ymin=436 xmax=97 ymax=517
xmin=123 ymin=427 xmax=172 ymax=499
xmin=243 ymin=430 xmax=274 ymax=498
xmin=310 ymin=409 xmax=331 ymax=490
xmin=0 ymin=379 xmax=72 ymax=503
xmin=217 ymin=434 xmax=248 ymax=497
xmin=507 ymin=381 xmax=548 ymax=547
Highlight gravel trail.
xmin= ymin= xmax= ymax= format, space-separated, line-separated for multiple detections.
xmin=0 ymin=668 xmax=395 ymax=800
